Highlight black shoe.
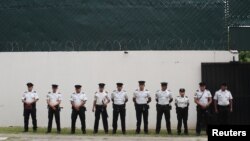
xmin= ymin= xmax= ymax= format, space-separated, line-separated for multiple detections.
xmin=168 ymin=132 xmax=172 ymax=135
xmin=144 ymin=131 xmax=148 ymax=134
xmin=57 ymin=131 xmax=61 ymax=134
xmin=82 ymin=130 xmax=86 ymax=134
xmin=93 ymin=131 xmax=98 ymax=134
xmin=122 ymin=131 xmax=126 ymax=135
xmin=155 ymin=131 xmax=160 ymax=134
xmin=135 ymin=131 xmax=140 ymax=134
xmin=177 ymin=132 xmax=181 ymax=135
xmin=184 ymin=132 xmax=189 ymax=135
xmin=112 ymin=131 xmax=116 ymax=134
xmin=71 ymin=131 xmax=75 ymax=134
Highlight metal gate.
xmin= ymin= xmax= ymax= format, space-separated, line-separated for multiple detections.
xmin=202 ymin=62 xmax=250 ymax=124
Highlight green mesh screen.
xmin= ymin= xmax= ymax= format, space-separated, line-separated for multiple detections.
xmin=0 ymin=0 xmax=249 ymax=51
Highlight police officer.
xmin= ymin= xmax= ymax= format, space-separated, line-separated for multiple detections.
xmin=194 ymin=82 xmax=212 ymax=136
xmin=155 ymin=82 xmax=173 ymax=134
xmin=133 ymin=81 xmax=151 ymax=134
xmin=92 ymin=83 xmax=110 ymax=134
xmin=175 ymin=88 xmax=189 ymax=135
xmin=111 ymin=83 xmax=128 ymax=134
xmin=46 ymin=84 xmax=62 ymax=134
xmin=21 ymin=82 xmax=39 ymax=132
xmin=70 ymin=85 xmax=88 ymax=134
xmin=214 ymin=83 xmax=233 ymax=125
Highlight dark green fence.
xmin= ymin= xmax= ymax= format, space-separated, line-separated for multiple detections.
xmin=0 ymin=0 xmax=249 ymax=51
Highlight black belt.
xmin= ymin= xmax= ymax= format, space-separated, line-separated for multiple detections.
xmin=157 ymin=104 xmax=170 ymax=107
xmin=113 ymin=104 xmax=125 ymax=107
xmin=218 ymin=105 xmax=229 ymax=107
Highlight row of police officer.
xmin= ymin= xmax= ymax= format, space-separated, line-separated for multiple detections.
xmin=22 ymin=81 xmax=233 ymax=135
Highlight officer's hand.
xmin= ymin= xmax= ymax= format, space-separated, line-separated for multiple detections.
xmin=215 ymin=109 xmax=218 ymax=113
xmin=75 ymin=106 xmax=79 ymax=111
xmin=200 ymin=105 xmax=206 ymax=109
xmin=230 ymin=108 xmax=233 ymax=112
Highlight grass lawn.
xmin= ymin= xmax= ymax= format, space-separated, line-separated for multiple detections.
xmin=0 ymin=126 xmax=206 ymax=137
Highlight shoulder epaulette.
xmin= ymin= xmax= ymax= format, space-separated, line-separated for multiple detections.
xmin=185 ymin=96 xmax=188 ymax=98
xmin=48 ymin=92 xmax=51 ymax=94
xmin=145 ymin=89 xmax=149 ymax=91
xmin=33 ymin=91 xmax=36 ymax=93
xmin=95 ymin=91 xmax=98 ymax=94
xmin=196 ymin=90 xmax=199 ymax=92
xmin=177 ymin=95 xmax=180 ymax=97
xmin=105 ymin=91 xmax=108 ymax=93
xmin=58 ymin=92 xmax=61 ymax=94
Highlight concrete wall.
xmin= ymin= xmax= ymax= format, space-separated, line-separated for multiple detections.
xmin=0 ymin=51 xmax=238 ymax=130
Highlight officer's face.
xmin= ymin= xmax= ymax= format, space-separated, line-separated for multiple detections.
xmin=99 ymin=87 xmax=104 ymax=92
xmin=75 ymin=88 xmax=81 ymax=93
xmin=139 ymin=84 xmax=145 ymax=90
xmin=27 ymin=86 xmax=33 ymax=91
xmin=180 ymin=92 xmax=185 ymax=97
xmin=52 ymin=87 xmax=58 ymax=92
xmin=200 ymin=86 xmax=206 ymax=91
xmin=161 ymin=85 xmax=167 ymax=90
xmin=221 ymin=85 xmax=227 ymax=91
xmin=117 ymin=86 xmax=123 ymax=91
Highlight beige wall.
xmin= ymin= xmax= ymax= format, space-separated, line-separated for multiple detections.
xmin=0 ymin=51 xmax=238 ymax=129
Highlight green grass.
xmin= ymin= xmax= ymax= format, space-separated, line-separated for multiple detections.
xmin=0 ymin=126 xmax=206 ymax=137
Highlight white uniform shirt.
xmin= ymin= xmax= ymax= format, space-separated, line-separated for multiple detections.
xmin=194 ymin=89 xmax=212 ymax=105
xmin=111 ymin=90 xmax=128 ymax=105
xmin=70 ymin=92 xmax=87 ymax=106
xmin=47 ymin=92 xmax=62 ymax=105
xmin=22 ymin=91 xmax=39 ymax=103
xmin=133 ymin=89 xmax=150 ymax=104
xmin=175 ymin=96 xmax=189 ymax=108
xmin=94 ymin=91 xmax=110 ymax=105
xmin=214 ymin=90 xmax=233 ymax=106
xmin=155 ymin=90 xmax=173 ymax=105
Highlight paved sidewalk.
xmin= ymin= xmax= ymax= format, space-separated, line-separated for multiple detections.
xmin=0 ymin=134 xmax=207 ymax=141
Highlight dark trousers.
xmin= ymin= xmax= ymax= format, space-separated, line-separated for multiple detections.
xmin=23 ymin=108 xmax=37 ymax=131
xmin=218 ymin=105 xmax=230 ymax=125
xmin=135 ymin=104 xmax=149 ymax=133
xmin=176 ymin=107 xmax=188 ymax=134
xmin=156 ymin=104 xmax=171 ymax=133
xmin=94 ymin=105 xmax=109 ymax=133
xmin=112 ymin=104 xmax=126 ymax=133
xmin=196 ymin=106 xmax=209 ymax=134
xmin=71 ymin=107 xmax=86 ymax=133
xmin=47 ymin=106 xmax=61 ymax=132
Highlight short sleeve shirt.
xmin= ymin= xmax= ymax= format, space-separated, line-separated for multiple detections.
xmin=47 ymin=92 xmax=62 ymax=105
xmin=70 ymin=92 xmax=87 ymax=106
xmin=111 ymin=90 xmax=128 ymax=105
xmin=175 ymin=96 xmax=189 ymax=108
xmin=155 ymin=90 xmax=173 ymax=105
xmin=194 ymin=89 xmax=212 ymax=105
xmin=94 ymin=91 xmax=110 ymax=105
xmin=214 ymin=90 xmax=233 ymax=106
xmin=133 ymin=89 xmax=150 ymax=104
xmin=22 ymin=91 xmax=39 ymax=103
